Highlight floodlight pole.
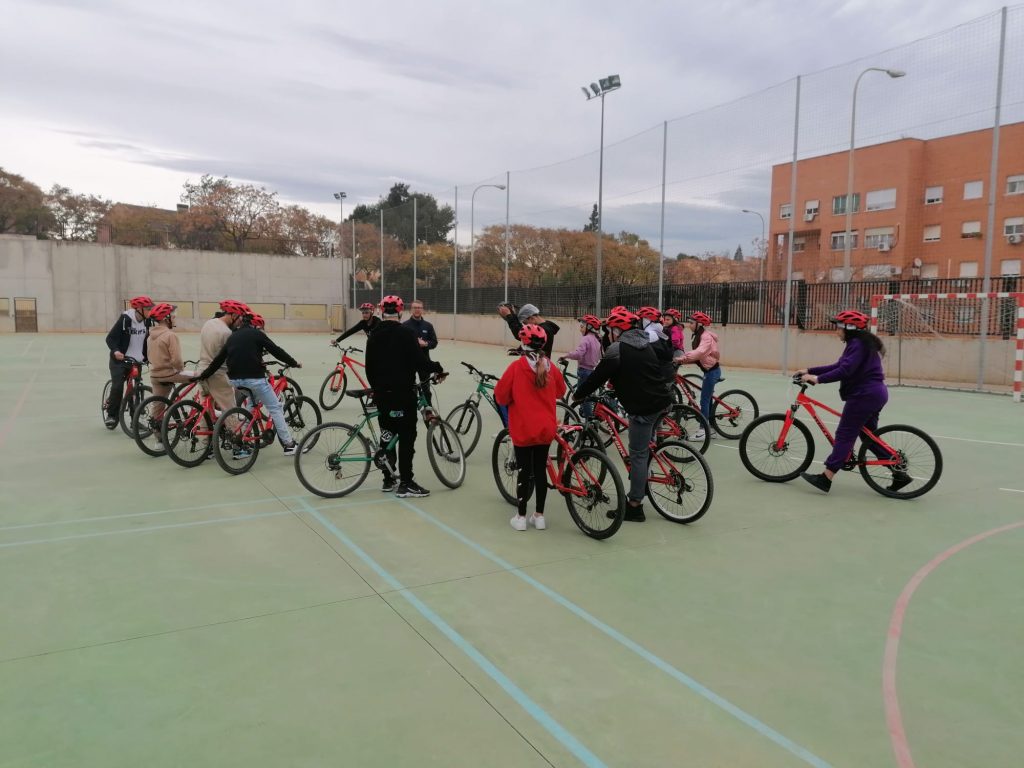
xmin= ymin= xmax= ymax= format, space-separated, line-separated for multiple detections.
xmin=582 ymin=75 xmax=621 ymax=316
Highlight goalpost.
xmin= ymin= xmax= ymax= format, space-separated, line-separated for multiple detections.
xmin=869 ymin=292 xmax=1024 ymax=403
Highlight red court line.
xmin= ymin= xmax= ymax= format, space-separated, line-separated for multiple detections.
xmin=0 ymin=373 xmax=37 ymax=451
xmin=883 ymin=520 xmax=1024 ymax=768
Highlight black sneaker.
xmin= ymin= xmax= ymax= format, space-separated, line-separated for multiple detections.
xmin=104 ymin=415 xmax=117 ymax=430
xmin=610 ymin=504 xmax=646 ymax=522
xmin=396 ymin=481 xmax=430 ymax=498
xmin=888 ymin=471 xmax=913 ymax=492
xmin=381 ymin=477 xmax=397 ymax=493
xmin=801 ymin=472 xmax=832 ymax=493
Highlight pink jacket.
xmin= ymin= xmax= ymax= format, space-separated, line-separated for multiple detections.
xmin=674 ymin=330 xmax=720 ymax=371
xmin=666 ymin=324 xmax=685 ymax=352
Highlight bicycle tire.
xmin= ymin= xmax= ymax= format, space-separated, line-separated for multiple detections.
xmin=119 ymin=384 xmax=151 ymax=437
xmin=738 ymin=414 xmax=814 ymax=482
xmin=491 ymin=428 xmax=518 ymax=506
xmin=100 ymin=380 xmax=112 ymax=426
xmin=318 ymin=368 xmax=348 ymax=410
xmin=162 ymin=400 xmax=214 ymax=468
xmin=858 ymin=424 xmax=943 ymax=500
xmin=712 ymin=389 xmax=759 ymax=439
xmin=294 ymin=422 xmax=371 ymax=498
xmin=445 ymin=402 xmax=482 ymax=457
xmin=132 ymin=395 xmax=172 ymax=457
xmin=284 ymin=376 xmax=303 ymax=399
xmin=682 ymin=373 xmax=703 ymax=387
xmin=427 ymin=419 xmax=466 ymax=489
xmin=655 ymin=405 xmax=710 ymax=456
xmin=561 ymin=447 xmax=625 ymax=539
xmin=213 ymin=407 xmax=261 ymax=475
xmin=646 ymin=440 xmax=714 ymax=524
xmin=283 ymin=395 xmax=322 ymax=446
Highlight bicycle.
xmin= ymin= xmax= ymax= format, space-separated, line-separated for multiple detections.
xmin=295 ymin=373 xmax=466 ymax=497
xmin=737 ymin=376 xmax=942 ymax=499
xmin=319 ymin=344 xmax=369 ymax=410
xmin=490 ymin=423 xmax=626 ymax=540
xmin=670 ymin=368 xmax=759 ymax=439
xmin=129 ymin=359 xmax=202 ymax=457
xmin=563 ymin=395 xmax=715 ymax=524
xmin=211 ymin=362 xmax=322 ymax=475
xmin=100 ymin=357 xmax=151 ymax=437
xmin=444 ymin=361 xmax=510 ymax=457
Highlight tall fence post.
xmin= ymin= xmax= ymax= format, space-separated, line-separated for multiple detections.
xmin=782 ymin=75 xmax=802 ymax=374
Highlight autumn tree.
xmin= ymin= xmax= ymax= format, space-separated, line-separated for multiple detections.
xmin=46 ymin=184 xmax=111 ymax=240
xmin=0 ymin=168 xmax=53 ymax=236
xmin=181 ymin=175 xmax=279 ymax=251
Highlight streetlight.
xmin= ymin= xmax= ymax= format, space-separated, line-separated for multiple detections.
xmin=742 ymin=209 xmax=766 ymax=323
xmin=843 ymin=67 xmax=905 ymax=286
xmin=470 ymin=183 xmax=506 ymax=290
xmin=581 ymin=74 xmax=622 ymax=316
xmin=333 ymin=192 xmax=346 ymax=260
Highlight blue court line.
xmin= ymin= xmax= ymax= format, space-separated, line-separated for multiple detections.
xmin=295 ymin=498 xmax=606 ymax=768
xmin=395 ymin=499 xmax=834 ymax=768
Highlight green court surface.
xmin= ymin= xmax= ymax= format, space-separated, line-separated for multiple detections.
xmin=1 ymin=332 xmax=1021 ymax=768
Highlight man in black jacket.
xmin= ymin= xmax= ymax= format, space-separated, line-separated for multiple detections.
xmin=402 ymin=299 xmax=439 ymax=405
xmin=333 ymin=302 xmax=381 ymax=345
xmin=103 ymin=295 xmax=154 ymax=429
xmin=367 ymin=295 xmax=444 ymax=498
xmin=498 ymin=302 xmax=559 ymax=357
xmin=572 ymin=307 xmax=671 ymax=522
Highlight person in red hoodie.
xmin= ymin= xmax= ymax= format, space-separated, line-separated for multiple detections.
xmin=495 ymin=324 xmax=566 ymax=532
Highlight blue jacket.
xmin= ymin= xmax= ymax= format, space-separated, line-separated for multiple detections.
xmin=402 ymin=316 xmax=438 ymax=354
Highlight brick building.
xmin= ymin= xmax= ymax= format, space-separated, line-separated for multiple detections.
xmin=767 ymin=121 xmax=1024 ymax=282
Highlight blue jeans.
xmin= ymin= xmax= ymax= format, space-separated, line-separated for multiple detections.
xmin=576 ymin=368 xmax=594 ymax=419
xmin=627 ymin=411 xmax=660 ymax=503
xmin=699 ymin=367 xmax=722 ymax=426
xmin=231 ymin=377 xmax=293 ymax=446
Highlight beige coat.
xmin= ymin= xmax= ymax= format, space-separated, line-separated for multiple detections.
xmin=148 ymin=325 xmax=184 ymax=380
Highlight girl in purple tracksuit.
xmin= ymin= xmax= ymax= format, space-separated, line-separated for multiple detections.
xmin=797 ymin=310 xmax=910 ymax=494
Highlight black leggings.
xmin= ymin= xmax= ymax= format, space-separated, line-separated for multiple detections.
xmin=514 ymin=444 xmax=549 ymax=516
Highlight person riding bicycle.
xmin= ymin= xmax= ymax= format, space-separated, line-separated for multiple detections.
xmin=558 ymin=315 xmax=602 ymax=418
xmin=197 ymin=300 xmax=249 ymax=420
xmin=146 ymin=303 xmax=198 ymax=425
xmin=333 ymin=303 xmax=380 ymax=345
xmin=498 ymin=302 xmax=559 ymax=358
xmin=572 ymin=307 xmax=672 ymax=523
xmin=496 ymin=324 xmax=567 ymax=532
xmin=365 ymin=295 xmax=444 ymax=498
xmin=661 ymin=308 xmax=686 ymax=352
xmin=197 ymin=314 xmax=304 ymax=456
xmin=672 ymin=311 xmax=720 ymax=440
xmin=104 ymin=295 xmax=154 ymax=429
xmin=796 ymin=310 xmax=910 ymax=494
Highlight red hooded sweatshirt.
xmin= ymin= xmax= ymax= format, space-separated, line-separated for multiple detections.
xmin=494 ymin=355 xmax=566 ymax=447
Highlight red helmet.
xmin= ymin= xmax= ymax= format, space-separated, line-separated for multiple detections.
xmin=248 ymin=312 xmax=265 ymax=329
xmin=689 ymin=311 xmax=712 ymax=326
xmin=663 ymin=308 xmax=683 ymax=322
xmin=578 ymin=314 xmax=601 ymax=331
xmin=637 ymin=306 xmax=661 ymax=321
xmin=129 ymin=295 xmax=155 ymax=310
xmin=604 ymin=307 xmax=639 ymax=331
xmin=359 ymin=302 xmax=376 ymax=311
xmin=518 ymin=323 xmax=548 ymax=350
xmin=380 ymin=295 xmax=404 ymax=314
xmin=219 ymin=299 xmax=250 ymax=316
xmin=831 ymin=309 xmax=869 ymax=330
xmin=149 ymin=302 xmax=176 ymax=321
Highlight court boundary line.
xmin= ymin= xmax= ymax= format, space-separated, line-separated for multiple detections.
xmin=999 ymin=488 xmax=1024 ymax=493
xmin=295 ymin=498 xmax=607 ymax=768
xmin=0 ymin=371 xmax=37 ymax=451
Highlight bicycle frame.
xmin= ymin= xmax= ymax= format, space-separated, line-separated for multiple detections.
xmin=544 ymin=426 xmax=602 ymax=499
xmin=587 ymin=400 xmax=677 ymax=483
xmin=674 ymin=373 xmax=739 ymax=419
xmin=330 ymin=349 xmax=369 ymax=391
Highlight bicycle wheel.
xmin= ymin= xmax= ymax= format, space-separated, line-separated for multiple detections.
xmin=119 ymin=384 xmax=151 ymax=436
xmin=738 ymin=414 xmax=814 ymax=482
xmin=490 ymin=428 xmax=518 ymax=506
xmin=427 ymin=419 xmax=466 ymax=489
xmin=655 ymin=405 xmax=710 ymax=456
xmin=445 ymin=402 xmax=482 ymax=457
xmin=682 ymin=373 xmax=703 ymax=387
xmin=213 ymin=407 xmax=261 ymax=475
xmin=284 ymin=376 xmax=303 ymax=399
xmin=711 ymin=389 xmax=759 ymax=439
xmin=132 ymin=395 xmax=172 ymax=457
xmin=283 ymin=395 xmax=322 ymax=445
xmin=561 ymin=447 xmax=625 ymax=539
xmin=100 ymin=380 xmax=112 ymax=425
xmin=294 ymin=422 xmax=371 ymax=498
xmin=858 ymin=424 xmax=943 ymax=499
xmin=318 ymin=368 xmax=348 ymax=410
xmin=646 ymin=440 xmax=714 ymax=524
xmin=162 ymin=400 xmax=214 ymax=468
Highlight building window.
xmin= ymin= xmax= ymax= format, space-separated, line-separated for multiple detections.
xmin=921 ymin=263 xmax=939 ymax=279
xmin=959 ymin=261 xmax=979 ymax=278
xmin=779 ymin=203 xmax=792 ymax=220
xmin=865 ymin=188 xmax=897 ymax=211
xmin=804 ymin=199 xmax=819 ymax=217
xmin=864 ymin=226 xmax=895 ymax=249
xmin=961 ymin=221 xmax=982 ymax=238
xmin=963 ymin=180 xmax=983 ymax=200
xmin=924 ymin=185 xmax=943 ymax=204
xmin=1004 ymin=217 xmax=1024 ymax=236
xmin=862 ymin=264 xmax=893 ymax=279
xmin=1001 ymin=259 xmax=1021 ymax=276
xmin=1007 ymin=175 xmax=1024 ymax=195
xmin=830 ymin=231 xmax=857 ymax=250
xmin=793 ymin=237 xmax=806 ymax=252
xmin=832 ymin=194 xmax=860 ymax=215
xmin=923 ymin=225 xmax=941 ymax=242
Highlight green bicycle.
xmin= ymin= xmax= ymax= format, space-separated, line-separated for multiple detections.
xmin=444 ymin=362 xmax=509 ymax=457
xmin=294 ymin=374 xmax=466 ymax=498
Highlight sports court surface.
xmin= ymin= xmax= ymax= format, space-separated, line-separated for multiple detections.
xmin=1 ymin=332 xmax=1021 ymax=768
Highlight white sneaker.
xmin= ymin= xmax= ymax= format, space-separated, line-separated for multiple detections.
xmin=691 ymin=429 xmax=706 ymax=440
xmin=510 ymin=515 xmax=527 ymax=532
xmin=528 ymin=513 xmax=546 ymax=530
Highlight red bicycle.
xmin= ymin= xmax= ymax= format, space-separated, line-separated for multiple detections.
xmin=738 ymin=377 xmax=942 ymax=499
xmin=161 ymin=389 xmax=222 ymax=468
xmin=319 ymin=344 xmax=369 ymax=410
xmin=101 ymin=357 xmax=150 ymax=437
xmin=670 ymin=369 xmax=758 ymax=439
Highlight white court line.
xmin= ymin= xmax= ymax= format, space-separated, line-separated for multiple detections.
xmin=1000 ymin=488 xmax=1024 ymax=494
xmin=816 ymin=417 xmax=1024 ymax=448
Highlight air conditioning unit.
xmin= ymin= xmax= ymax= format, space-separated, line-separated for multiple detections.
xmin=889 ymin=266 xmax=902 ymax=276
xmin=878 ymin=243 xmax=891 ymax=252
xmin=803 ymin=212 xmax=816 ymax=222
xmin=1008 ymin=234 xmax=1023 ymax=245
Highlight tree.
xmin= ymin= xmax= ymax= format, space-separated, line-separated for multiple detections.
xmin=351 ymin=183 xmax=454 ymax=249
xmin=0 ymin=168 xmax=53 ymax=236
xmin=583 ymin=204 xmax=599 ymax=232
xmin=46 ymin=184 xmax=111 ymax=240
xmin=734 ymin=245 xmax=744 ymax=262
xmin=181 ymin=175 xmax=279 ymax=250
xmin=273 ymin=205 xmax=335 ymax=257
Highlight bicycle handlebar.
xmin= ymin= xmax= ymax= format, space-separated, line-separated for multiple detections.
xmin=791 ymin=374 xmax=814 ymax=387
xmin=460 ymin=361 xmax=497 ymax=382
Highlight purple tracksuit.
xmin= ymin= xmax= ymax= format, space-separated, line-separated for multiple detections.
xmin=808 ymin=337 xmax=888 ymax=472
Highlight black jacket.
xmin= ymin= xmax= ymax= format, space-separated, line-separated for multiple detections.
xmin=573 ymin=329 xmax=671 ymax=416
xmin=503 ymin=315 xmax=560 ymax=358
xmin=201 ymin=327 xmax=299 ymax=381
xmin=402 ymin=316 xmax=438 ymax=354
xmin=105 ymin=311 xmax=152 ymax=361
xmin=366 ymin=320 xmax=442 ymax=402
xmin=335 ymin=316 xmax=381 ymax=343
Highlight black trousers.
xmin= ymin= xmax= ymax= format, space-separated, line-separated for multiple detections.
xmin=106 ymin=359 xmax=132 ymax=419
xmin=514 ymin=443 xmax=550 ymax=516
xmin=378 ymin=397 xmax=418 ymax=484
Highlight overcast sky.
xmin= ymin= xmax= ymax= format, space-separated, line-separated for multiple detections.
xmin=1 ymin=0 xmax=1019 ymax=257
